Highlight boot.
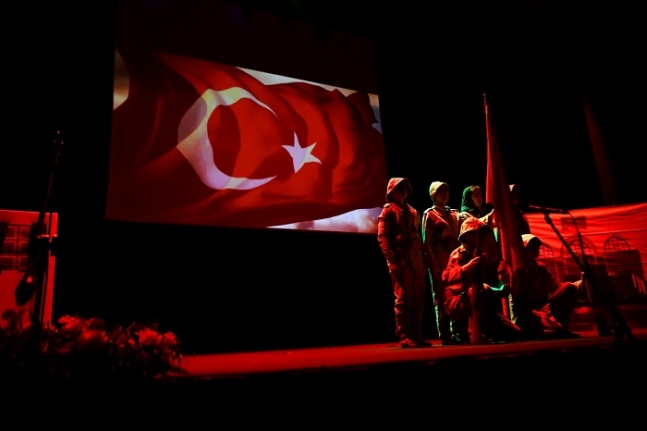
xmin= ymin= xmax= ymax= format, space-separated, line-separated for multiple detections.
xmin=394 ymin=310 xmax=412 ymax=343
xmin=451 ymin=319 xmax=470 ymax=344
xmin=437 ymin=311 xmax=454 ymax=345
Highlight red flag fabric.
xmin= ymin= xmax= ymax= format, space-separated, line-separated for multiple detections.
xmin=484 ymin=95 xmax=526 ymax=282
xmin=106 ymin=50 xmax=388 ymax=229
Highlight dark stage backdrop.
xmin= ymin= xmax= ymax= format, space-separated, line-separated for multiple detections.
xmin=2 ymin=0 xmax=645 ymax=354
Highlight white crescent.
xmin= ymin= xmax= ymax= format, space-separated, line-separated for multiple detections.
xmin=176 ymin=87 xmax=278 ymax=190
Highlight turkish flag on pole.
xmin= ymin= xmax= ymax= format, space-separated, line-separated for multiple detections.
xmin=106 ymin=50 xmax=388 ymax=229
xmin=484 ymin=94 xmax=525 ymax=285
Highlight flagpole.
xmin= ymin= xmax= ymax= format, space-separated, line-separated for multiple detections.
xmin=469 ymin=228 xmax=484 ymax=344
xmin=483 ymin=92 xmax=525 ymax=333
xmin=485 ymin=91 xmax=511 ymax=320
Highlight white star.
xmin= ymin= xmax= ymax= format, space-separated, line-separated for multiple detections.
xmin=282 ymin=132 xmax=322 ymax=173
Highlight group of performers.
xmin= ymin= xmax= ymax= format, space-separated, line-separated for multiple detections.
xmin=377 ymin=178 xmax=580 ymax=348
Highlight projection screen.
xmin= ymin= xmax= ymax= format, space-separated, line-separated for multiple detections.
xmin=106 ymin=0 xmax=387 ymax=234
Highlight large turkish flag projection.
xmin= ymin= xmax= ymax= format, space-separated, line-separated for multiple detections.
xmin=106 ymin=50 xmax=387 ymax=230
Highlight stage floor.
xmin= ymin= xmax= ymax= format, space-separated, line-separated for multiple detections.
xmin=179 ymin=327 xmax=646 ymax=378
xmin=177 ymin=303 xmax=647 ymax=379
xmin=11 ymin=327 xmax=647 ymax=427
xmin=158 ymin=327 xmax=647 ymax=427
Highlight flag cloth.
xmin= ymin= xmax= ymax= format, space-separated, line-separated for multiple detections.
xmin=525 ymin=202 xmax=647 ymax=294
xmin=484 ymin=95 xmax=526 ymax=284
xmin=106 ymin=49 xmax=388 ymax=229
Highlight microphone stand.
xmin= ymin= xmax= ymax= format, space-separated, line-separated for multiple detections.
xmin=15 ymin=130 xmax=64 ymax=355
xmin=540 ymin=210 xmax=634 ymax=343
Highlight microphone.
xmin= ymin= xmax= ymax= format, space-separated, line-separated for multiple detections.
xmin=526 ymin=204 xmax=570 ymax=214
